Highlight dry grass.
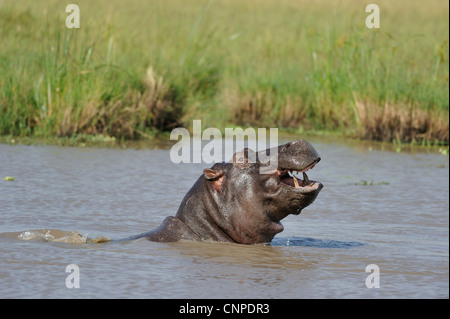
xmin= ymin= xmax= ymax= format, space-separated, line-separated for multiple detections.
xmin=225 ymin=90 xmax=309 ymax=128
xmin=55 ymin=67 xmax=181 ymax=138
xmin=354 ymin=99 xmax=449 ymax=143
xmin=227 ymin=90 xmax=449 ymax=143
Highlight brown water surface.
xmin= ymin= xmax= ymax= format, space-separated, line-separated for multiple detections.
xmin=0 ymin=138 xmax=448 ymax=298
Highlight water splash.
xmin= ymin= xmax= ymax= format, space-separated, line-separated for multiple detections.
xmin=16 ymin=229 xmax=111 ymax=244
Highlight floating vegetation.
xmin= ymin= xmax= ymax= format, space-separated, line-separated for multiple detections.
xmin=438 ymin=147 xmax=449 ymax=155
xmin=355 ymin=180 xmax=390 ymax=186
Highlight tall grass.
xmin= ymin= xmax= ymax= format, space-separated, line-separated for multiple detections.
xmin=0 ymin=0 xmax=448 ymax=143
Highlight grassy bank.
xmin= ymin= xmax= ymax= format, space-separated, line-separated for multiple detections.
xmin=0 ymin=0 xmax=448 ymax=144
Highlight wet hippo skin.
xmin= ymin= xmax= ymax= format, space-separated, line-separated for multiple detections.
xmin=132 ymin=140 xmax=323 ymax=245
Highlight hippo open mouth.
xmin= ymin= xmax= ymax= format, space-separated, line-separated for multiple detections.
xmin=278 ymin=158 xmax=320 ymax=189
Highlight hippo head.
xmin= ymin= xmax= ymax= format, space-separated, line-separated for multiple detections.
xmin=175 ymin=140 xmax=323 ymax=244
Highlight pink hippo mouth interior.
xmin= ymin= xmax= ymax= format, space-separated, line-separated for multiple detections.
xmin=278 ymin=159 xmax=320 ymax=188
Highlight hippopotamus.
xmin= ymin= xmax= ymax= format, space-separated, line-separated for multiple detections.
xmin=132 ymin=140 xmax=323 ymax=245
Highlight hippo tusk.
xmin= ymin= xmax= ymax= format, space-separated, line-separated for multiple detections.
xmin=293 ymin=175 xmax=300 ymax=188
xmin=303 ymin=172 xmax=310 ymax=186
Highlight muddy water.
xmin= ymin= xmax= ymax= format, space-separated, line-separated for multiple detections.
xmin=0 ymin=138 xmax=448 ymax=298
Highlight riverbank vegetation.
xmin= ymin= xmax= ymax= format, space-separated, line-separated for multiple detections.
xmin=0 ymin=0 xmax=448 ymax=144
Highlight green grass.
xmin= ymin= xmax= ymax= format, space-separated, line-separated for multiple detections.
xmin=0 ymin=0 xmax=448 ymax=143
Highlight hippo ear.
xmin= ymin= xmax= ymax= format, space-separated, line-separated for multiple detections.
xmin=203 ymin=168 xmax=225 ymax=192
xmin=232 ymin=148 xmax=249 ymax=168
xmin=203 ymin=168 xmax=222 ymax=180
xmin=233 ymin=148 xmax=257 ymax=168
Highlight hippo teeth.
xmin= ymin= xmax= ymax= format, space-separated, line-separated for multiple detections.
xmin=303 ymin=172 xmax=310 ymax=186
xmin=283 ymin=170 xmax=313 ymax=188
xmin=293 ymin=175 xmax=300 ymax=188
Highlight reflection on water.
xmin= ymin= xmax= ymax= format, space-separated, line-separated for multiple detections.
xmin=271 ymin=237 xmax=365 ymax=249
xmin=0 ymin=139 xmax=448 ymax=298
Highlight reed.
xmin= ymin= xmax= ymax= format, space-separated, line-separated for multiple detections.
xmin=0 ymin=0 xmax=448 ymax=144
